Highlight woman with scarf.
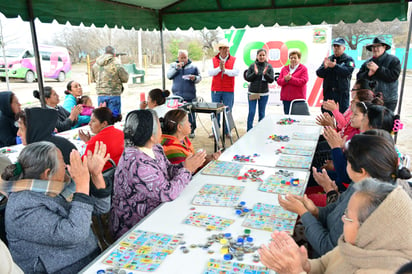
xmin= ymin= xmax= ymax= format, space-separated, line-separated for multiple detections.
xmin=244 ymin=48 xmax=275 ymax=131
xmin=0 ymin=141 xmax=111 ymax=273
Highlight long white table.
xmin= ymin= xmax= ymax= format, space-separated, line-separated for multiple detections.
xmin=80 ymin=114 xmax=321 ymax=274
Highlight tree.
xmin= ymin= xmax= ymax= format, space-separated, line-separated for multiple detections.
xmin=333 ymin=19 xmax=408 ymax=50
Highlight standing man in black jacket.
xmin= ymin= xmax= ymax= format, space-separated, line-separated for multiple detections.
xmin=357 ymin=37 xmax=401 ymax=111
xmin=316 ymin=38 xmax=355 ymax=114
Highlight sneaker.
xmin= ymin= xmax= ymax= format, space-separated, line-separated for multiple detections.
xmin=189 ymin=133 xmax=196 ymax=138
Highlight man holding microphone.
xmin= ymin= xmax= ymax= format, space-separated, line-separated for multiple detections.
xmin=167 ymin=49 xmax=201 ymax=138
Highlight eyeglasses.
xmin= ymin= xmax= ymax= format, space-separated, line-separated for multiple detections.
xmin=342 ymin=208 xmax=354 ymax=222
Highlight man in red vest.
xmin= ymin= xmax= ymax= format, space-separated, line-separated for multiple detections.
xmin=208 ymin=39 xmax=239 ymax=134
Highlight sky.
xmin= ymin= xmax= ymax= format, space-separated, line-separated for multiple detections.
xmin=0 ymin=12 xmax=69 ymax=47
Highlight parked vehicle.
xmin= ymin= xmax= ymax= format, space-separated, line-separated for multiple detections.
xmin=0 ymin=45 xmax=71 ymax=83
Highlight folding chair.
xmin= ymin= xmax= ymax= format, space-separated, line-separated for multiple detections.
xmin=225 ymin=109 xmax=240 ymax=144
xmin=211 ymin=113 xmax=223 ymax=152
xmin=288 ymin=99 xmax=310 ymax=115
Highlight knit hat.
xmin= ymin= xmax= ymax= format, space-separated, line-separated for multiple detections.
xmin=124 ymin=110 xmax=154 ymax=147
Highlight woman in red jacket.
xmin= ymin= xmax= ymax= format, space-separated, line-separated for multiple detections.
xmin=79 ymin=107 xmax=124 ymax=171
xmin=277 ymin=51 xmax=309 ymax=114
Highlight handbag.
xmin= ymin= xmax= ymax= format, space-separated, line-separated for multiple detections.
xmin=102 ymin=158 xmax=116 ymax=190
xmin=248 ymin=93 xmax=260 ymax=101
xmin=91 ymin=158 xmax=116 ymax=249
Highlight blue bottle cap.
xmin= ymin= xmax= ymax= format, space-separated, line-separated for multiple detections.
xmin=237 ymin=237 xmax=244 ymax=243
xmin=96 ymin=270 xmax=106 ymax=274
xmin=224 ymin=233 xmax=232 ymax=238
xmin=243 ymin=208 xmax=249 ymax=213
xmin=223 ymin=253 xmax=233 ymax=260
xmin=240 ymin=201 xmax=246 ymax=206
xmin=246 ymin=236 xmax=253 ymax=242
xmin=235 ymin=210 xmax=242 ymax=215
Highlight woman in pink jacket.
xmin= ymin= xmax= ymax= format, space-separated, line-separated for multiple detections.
xmin=277 ymin=51 xmax=309 ymax=114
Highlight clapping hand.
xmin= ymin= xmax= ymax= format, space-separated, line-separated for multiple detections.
xmin=315 ymin=112 xmax=335 ymax=127
xmin=184 ymin=150 xmax=207 ymax=173
xmin=323 ymin=126 xmax=346 ymax=149
xmin=219 ymin=60 xmax=225 ymax=72
xmin=263 ymin=65 xmax=268 ymax=75
xmin=67 ymin=149 xmax=90 ymax=195
xmin=322 ymin=100 xmax=339 ymax=112
xmin=278 ymin=194 xmax=308 ymax=216
xmin=367 ymin=61 xmax=379 ymax=76
xmin=86 ymin=141 xmax=110 ymax=189
xmin=259 ymin=231 xmax=310 ymax=274
xmin=312 ymin=167 xmax=337 ymax=194
xmin=284 ymin=73 xmax=292 ymax=81
xmin=79 ymin=129 xmax=91 ymax=143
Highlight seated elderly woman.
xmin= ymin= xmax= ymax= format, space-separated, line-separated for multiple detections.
xmin=259 ymin=178 xmax=412 ymax=273
xmin=0 ymin=91 xmax=21 ymax=147
xmin=0 ymin=141 xmax=111 ymax=273
xmin=278 ymin=132 xmax=411 ymax=257
xmin=161 ymin=109 xmax=220 ymax=165
xmin=110 ymin=109 xmax=206 ymax=239
xmin=139 ymin=88 xmax=171 ymax=118
xmin=33 ymin=87 xmax=82 ymax=132
xmin=79 ymin=107 xmax=124 ymax=171
xmin=16 ymin=107 xmax=77 ymax=165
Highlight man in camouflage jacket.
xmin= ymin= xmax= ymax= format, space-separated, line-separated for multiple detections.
xmin=92 ymin=46 xmax=129 ymax=115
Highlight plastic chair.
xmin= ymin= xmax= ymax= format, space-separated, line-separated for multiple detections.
xmin=288 ymin=99 xmax=310 ymax=115
xmin=225 ymin=109 xmax=240 ymax=144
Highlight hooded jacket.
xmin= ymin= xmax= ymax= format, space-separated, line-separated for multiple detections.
xmin=25 ymin=108 xmax=76 ymax=164
xmin=309 ymin=186 xmax=412 ymax=274
xmin=0 ymin=92 xmax=18 ymax=147
xmin=92 ymin=54 xmax=129 ymax=96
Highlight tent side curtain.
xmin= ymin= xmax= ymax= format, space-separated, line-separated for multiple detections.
xmin=0 ymin=0 xmax=159 ymax=30
xmin=162 ymin=2 xmax=409 ymax=30
xmin=0 ymin=0 xmax=408 ymax=30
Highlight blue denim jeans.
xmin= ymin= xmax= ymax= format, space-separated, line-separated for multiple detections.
xmin=247 ymin=95 xmax=269 ymax=131
xmin=211 ymin=91 xmax=234 ymax=133
xmin=283 ymin=100 xmax=291 ymax=115
xmin=98 ymin=95 xmax=121 ymax=115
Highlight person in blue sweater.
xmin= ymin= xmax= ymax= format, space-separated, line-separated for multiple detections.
xmin=278 ymin=131 xmax=411 ymax=258
xmin=62 ymin=80 xmax=90 ymax=127
xmin=167 ymin=50 xmax=201 ymax=138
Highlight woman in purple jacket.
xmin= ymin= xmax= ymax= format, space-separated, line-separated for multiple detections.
xmin=277 ymin=50 xmax=309 ymax=114
xmin=110 ymin=109 xmax=206 ymax=239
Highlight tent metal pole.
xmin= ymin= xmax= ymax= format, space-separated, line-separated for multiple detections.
xmin=159 ymin=13 xmax=166 ymax=90
xmin=27 ymin=0 xmax=45 ymax=108
xmin=396 ymin=6 xmax=412 ymax=143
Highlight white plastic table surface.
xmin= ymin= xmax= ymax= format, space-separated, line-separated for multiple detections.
xmin=220 ymin=115 xmax=321 ymax=168
xmin=80 ymin=115 xmax=320 ymax=274
xmin=80 ymin=165 xmax=310 ymax=274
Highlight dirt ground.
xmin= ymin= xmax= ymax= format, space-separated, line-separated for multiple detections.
xmin=2 ymin=62 xmax=412 ymax=157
